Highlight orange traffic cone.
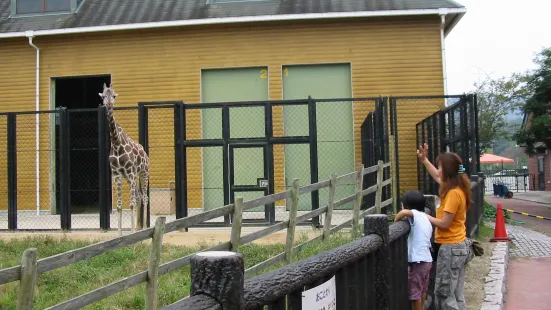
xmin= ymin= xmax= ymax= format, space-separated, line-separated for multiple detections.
xmin=490 ymin=203 xmax=510 ymax=242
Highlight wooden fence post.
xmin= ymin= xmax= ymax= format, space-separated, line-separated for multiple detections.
xmin=352 ymin=164 xmax=365 ymax=238
xmin=375 ymin=160 xmax=384 ymax=214
xmin=364 ymin=214 xmax=390 ymax=310
xmin=17 ymin=248 xmax=38 ymax=310
xmin=190 ymin=251 xmax=244 ymax=310
xmin=323 ymin=173 xmax=337 ymax=240
xmin=230 ymin=198 xmax=244 ymax=252
xmin=285 ymin=179 xmax=299 ymax=263
xmin=146 ymin=216 xmax=166 ymax=310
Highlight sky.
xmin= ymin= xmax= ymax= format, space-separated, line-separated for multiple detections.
xmin=445 ymin=0 xmax=551 ymax=95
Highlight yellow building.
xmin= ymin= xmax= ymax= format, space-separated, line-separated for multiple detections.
xmin=0 ymin=0 xmax=466 ymax=223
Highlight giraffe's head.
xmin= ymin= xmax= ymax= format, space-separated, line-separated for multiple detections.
xmin=98 ymin=83 xmax=118 ymax=109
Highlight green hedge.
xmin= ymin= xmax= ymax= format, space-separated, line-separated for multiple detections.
xmin=483 ymin=200 xmax=511 ymax=221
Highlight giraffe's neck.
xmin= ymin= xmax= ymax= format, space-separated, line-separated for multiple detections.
xmin=106 ymin=108 xmax=121 ymax=147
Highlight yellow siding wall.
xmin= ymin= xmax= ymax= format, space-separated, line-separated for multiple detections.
xmin=0 ymin=15 xmax=444 ymax=211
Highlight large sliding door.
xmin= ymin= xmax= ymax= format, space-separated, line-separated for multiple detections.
xmin=282 ymin=64 xmax=354 ymax=210
xmin=201 ymin=67 xmax=269 ymax=211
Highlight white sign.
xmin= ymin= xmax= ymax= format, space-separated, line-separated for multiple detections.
xmin=302 ymin=275 xmax=337 ymax=310
xmin=258 ymin=179 xmax=269 ymax=188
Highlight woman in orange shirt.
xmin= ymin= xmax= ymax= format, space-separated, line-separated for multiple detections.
xmin=417 ymin=143 xmax=473 ymax=310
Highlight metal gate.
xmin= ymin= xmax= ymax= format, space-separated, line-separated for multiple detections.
xmin=360 ymin=97 xmax=392 ymax=212
xmin=415 ymin=94 xmax=480 ymax=195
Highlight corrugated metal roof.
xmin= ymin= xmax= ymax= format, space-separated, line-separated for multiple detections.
xmin=0 ymin=0 xmax=464 ymax=34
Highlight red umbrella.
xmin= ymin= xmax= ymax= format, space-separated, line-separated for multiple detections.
xmin=480 ymin=154 xmax=514 ymax=164
xmin=480 ymin=153 xmax=515 ymax=174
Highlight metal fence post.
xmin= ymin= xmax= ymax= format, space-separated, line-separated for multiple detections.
xmin=460 ymin=96 xmax=470 ymax=174
xmin=364 ymin=214 xmax=390 ymax=310
xmin=389 ymin=98 xmax=400 ymax=205
xmin=174 ymin=102 xmax=188 ymax=231
xmin=59 ymin=107 xmax=71 ymax=231
xmin=438 ymin=110 xmax=447 ymax=153
xmin=467 ymin=95 xmax=478 ymax=174
xmin=473 ymin=94 xmax=481 ymax=172
xmin=307 ymin=96 xmax=320 ymax=227
xmin=138 ymin=104 xmax=150 ymax=229
xmin=222 ymin=105 xmax=231 ymax=225
xmin=190 ymin=251 xmax=244 ymax=309
xmin=264 ymin=102 xmax=276 ymax=223
xmin=98 ymin=106 xmax=111 ymax=231
xmin=7 ymin=113 xmax=17 ymax=230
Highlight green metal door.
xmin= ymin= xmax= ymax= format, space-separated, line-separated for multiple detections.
xmin=201 ymin=67 xmax=269 ymax=210
xmin=282 ymin=64 xmax=354 ymax=211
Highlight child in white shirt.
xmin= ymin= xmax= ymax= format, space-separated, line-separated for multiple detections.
xmin=394 ymin=190 xmax=434 ymax=310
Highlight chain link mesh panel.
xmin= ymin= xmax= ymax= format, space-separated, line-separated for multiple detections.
xmin=186 ymin=146 xmax=226 ymax=224
xmin=67 ymin=110 xmax=101 ymax=229
xmin=230 ymin=105 xmax=265 ymax=139
xmin=13 ymin=112 xmax=59 ymax=229
xmin=147 ymin=106 xmax=176 ymax=223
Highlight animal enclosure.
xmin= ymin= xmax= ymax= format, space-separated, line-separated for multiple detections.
xmin=0 ymin=95 xmax=477 ymax=232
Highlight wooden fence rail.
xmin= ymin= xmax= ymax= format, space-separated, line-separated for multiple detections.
xmin=164 ymin=178 xmax=486 ymax=310
xmin=1 ymin=160 xmax=393 ymax=310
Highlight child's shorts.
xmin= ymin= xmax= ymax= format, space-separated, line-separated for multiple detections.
xmin=408 ymin=261 xmax=432 ymax=300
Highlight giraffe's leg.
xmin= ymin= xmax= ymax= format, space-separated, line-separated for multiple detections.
xmin=140 ymin=171 xmax=149 ymax=229
xmin=114 ymin=175 xmax=123 ymax=236
xmin=128 ymin=174 xmax=137 ymax=232
xmin=135 ymin=178 xmax=143 ymax=230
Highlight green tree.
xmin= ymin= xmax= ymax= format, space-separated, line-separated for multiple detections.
xmin=475 ymin=73 xmax=528 ymax=154
xmin=514 ymin=47 xmax=551 ymax=155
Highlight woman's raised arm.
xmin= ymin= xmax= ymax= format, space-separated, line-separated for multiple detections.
xmin=417 ymin=143 xmax=441 ymax=184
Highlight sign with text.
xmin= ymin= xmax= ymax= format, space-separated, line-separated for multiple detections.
xmin=302 ymin=275 xmax=337 ymax=310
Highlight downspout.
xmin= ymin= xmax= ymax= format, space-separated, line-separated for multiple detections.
xmin=26 ymin=31 xmax=40 ymax=216
xmin=439 ymin=12 xmax=448 ymax=97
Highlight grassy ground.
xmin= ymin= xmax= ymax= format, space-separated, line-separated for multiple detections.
xmin=464 ymin=221 xmax=496 ymax=310
xmin=0 ymin=231 xmax=354 ymax=309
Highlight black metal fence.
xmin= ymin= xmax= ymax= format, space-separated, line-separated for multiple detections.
xmin=481 ymin=168 xmax=529 ymax=194
xmin=415 ymin=94 xmax=480 ymax=195
xmin=1 ymin=94 xmax=476 ymax=231
xmin=1 ymin=97 xmax=391 ymax=231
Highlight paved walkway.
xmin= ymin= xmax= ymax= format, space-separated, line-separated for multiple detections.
xmin=505 ymin=224 xmax=551 ymax=258
xmin=505 ymin=257 xmax=551 ymax=310
xmin=510 ymin=191 xmax=551 ymax=205
xmin=496 ymin=220 xmax=551 ymax=309
xmin=485 ymin=196 xmax=551 ymax=309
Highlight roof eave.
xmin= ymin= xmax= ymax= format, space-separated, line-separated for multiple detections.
xmin=443 ymin=11 xmax=466 ymax=37
xmin=0 ymin=7 xmax=468 ymax=39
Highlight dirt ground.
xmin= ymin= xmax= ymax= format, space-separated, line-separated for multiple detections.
xmin=464 ymin=239 xmax=497 ymax=310
xmin=0 ymin=226 xmax=323 ymax=247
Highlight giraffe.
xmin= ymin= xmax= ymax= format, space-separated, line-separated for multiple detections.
xmin=99 ymin=83 xmax=150 ymax=236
